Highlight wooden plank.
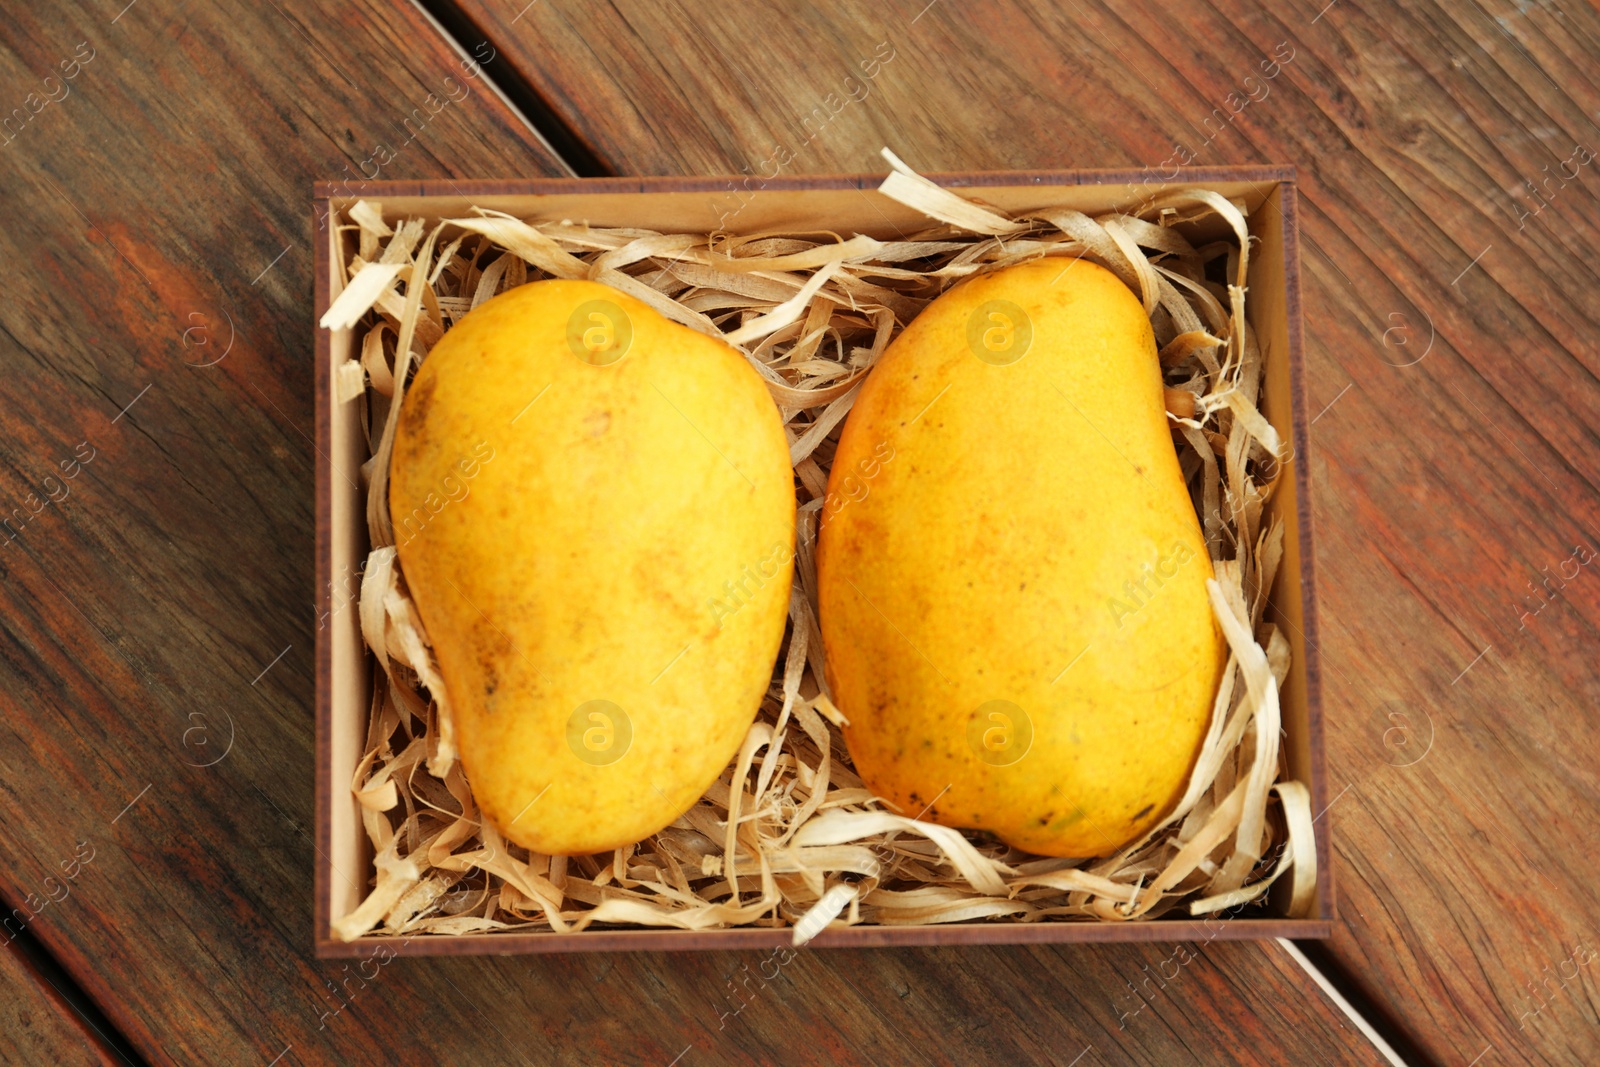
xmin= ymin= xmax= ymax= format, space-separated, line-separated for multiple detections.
xmin=0 ymin=939 xmax=124 ymax=1066
xmin=442 ymin=0 xmax=1600 ymax=1063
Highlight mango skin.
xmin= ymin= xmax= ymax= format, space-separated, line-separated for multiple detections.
xmin=391 ymin=279 xmax=794 ymax=856
xmin=817 ymin=258 xmax=1224 ymax=858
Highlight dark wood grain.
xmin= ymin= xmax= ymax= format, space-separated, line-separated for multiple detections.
xmin=438 ymin=1 xmax=1600 ymax=1064
xmin=0 ymin=941 xmax=124 ymax=1066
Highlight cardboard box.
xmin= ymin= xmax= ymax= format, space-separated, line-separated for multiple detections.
xmin=314 ymin=169 xmax=1330 ymax=957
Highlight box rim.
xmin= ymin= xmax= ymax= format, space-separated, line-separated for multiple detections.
xmin=312 ymin=167 xmax=1328 ymax=956
xmin=1275 ymin=182 xmax=1335 ymax=924
xmin=313 ymin=200 xmax=334 ymax=955
xmin=313 ymin=918 xmax=1331 ymax=959
xmin=311 ymin=165 xmax=1297 ymax=201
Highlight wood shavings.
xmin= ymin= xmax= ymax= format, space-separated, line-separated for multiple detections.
xmin=443 ymin=209 xmax=587 ymax=279
xmin=724 ymin=261 xmax=843 ymax=346
xmin=320 ymin=262 xmax=402 ymax=330
xmin=878 ymin=148 xmax=1028 ymax=236
xmin=348 ymin=199 xmax=392 ymax=237
xmin=330 ymin=162 xmax=1314 ymax=945
xmin=334 ymin=360 xmax=366 ymax=404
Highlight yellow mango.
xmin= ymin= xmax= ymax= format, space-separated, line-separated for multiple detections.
xmin=817 ymin=258 xmax=1224 ymax=857
xmin=391 ymin=279 xmax=794 ymax=856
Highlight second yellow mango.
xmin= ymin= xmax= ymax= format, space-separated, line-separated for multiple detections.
xmin=816 ymin=258 xmax=1224 ymax=857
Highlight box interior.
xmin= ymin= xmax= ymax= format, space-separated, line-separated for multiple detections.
xmin=321 ymin=174 xmax=1322 ymax=946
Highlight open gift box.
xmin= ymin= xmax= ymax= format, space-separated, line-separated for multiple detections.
xmin=314 ymin=167 xmax=1330 ymax=957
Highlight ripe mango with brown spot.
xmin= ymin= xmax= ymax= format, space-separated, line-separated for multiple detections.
xmin=391 ymin=279 xmax=794 ymax=856
xmin=817 ymin=258 xmax=1224 ymax=857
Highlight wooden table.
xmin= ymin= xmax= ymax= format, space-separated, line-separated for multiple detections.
xmin=3 ymin=1 xmax=1596 ymax=1063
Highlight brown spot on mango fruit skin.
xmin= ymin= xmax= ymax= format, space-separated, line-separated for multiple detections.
xmin=390 ymin=279 xmax=794 ymax=856
xmin=817 ymin=258 xmax=1225 ymax=859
